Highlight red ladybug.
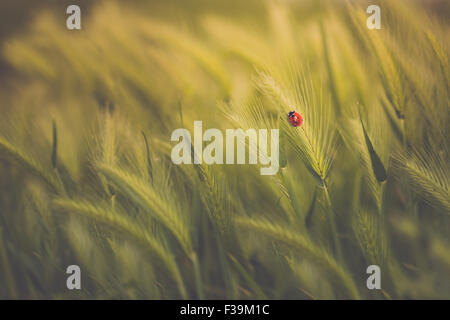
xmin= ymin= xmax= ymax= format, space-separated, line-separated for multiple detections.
xmin=287 ymin=110 xmax=303 ymax=127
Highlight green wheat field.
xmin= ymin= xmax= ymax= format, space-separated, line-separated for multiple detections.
xmin=0 ymin=0 xmax=449 ymax=299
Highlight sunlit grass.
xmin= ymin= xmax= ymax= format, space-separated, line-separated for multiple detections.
xmin=0 ymin=0 xmax=448 ymax=299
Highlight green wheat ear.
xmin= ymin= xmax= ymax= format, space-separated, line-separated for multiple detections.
xmin=256 ymin=69 xmax=338 ymax=183
xmin=424 ymin=31 xmax=449 ymax=97
xmin=141 ymin=131 xmax=153 ymax=183
xmin=320 ymin=21 xmax=341 ymax=116
xmin=393 ymin=148 xmax=450 ymax=213
xmin=0 ymin=0 xmax=448 ymax=299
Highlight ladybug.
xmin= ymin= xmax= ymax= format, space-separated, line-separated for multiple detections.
xmin=287 ymin=110 xmax=303 ymax=127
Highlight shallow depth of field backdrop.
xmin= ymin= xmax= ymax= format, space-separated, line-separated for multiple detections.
xmin=0 ymin=0 xmax=449 ymax=299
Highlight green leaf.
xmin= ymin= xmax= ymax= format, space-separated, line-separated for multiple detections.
xmin=361 ymin=120 xmax=387 ymax=182
xmin=279 ymin=117 xmax=288 ymax=169
xmin=141 ymin=131 xmax=153 ymax=182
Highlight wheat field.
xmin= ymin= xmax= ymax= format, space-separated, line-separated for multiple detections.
xmin=0 ymin=0 xmax=449 ymax=299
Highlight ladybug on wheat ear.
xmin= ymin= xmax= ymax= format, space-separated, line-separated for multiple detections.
xmin=287 ymin=110 xmax=303 ymax=127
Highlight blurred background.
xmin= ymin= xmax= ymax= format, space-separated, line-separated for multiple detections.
xmin=0 ymin=0 xmax=449 ymax=299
